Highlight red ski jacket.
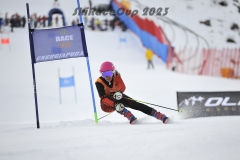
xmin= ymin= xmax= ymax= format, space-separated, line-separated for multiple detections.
xmin=95 ymin=72 xmax=125 ymax=112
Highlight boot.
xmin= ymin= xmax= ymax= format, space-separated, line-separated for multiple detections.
xmin=151 ymin=109 xmax=169 ymax=124
xmin=118 ymin=108 xmax=137 ymax=124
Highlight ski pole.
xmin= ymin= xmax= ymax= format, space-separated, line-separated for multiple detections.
xmin=98 ymin=112 xmax=114 ymax=121
xmin=126 ymin=98 xmax=182 ymax=112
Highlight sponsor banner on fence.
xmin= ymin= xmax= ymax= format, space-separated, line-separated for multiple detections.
xmin=32 ymin=25 xmax=86 ymax=63
xmin=177 ymin=91 xmax=240 ymax=119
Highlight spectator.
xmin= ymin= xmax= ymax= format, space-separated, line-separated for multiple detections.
xmin=0 ymin=12 xmax=3 ymax=32
xmin=96 ymin=19 xmax=101 ymax=30
xmin=72 ymin=20 xmax=76 ymax=26
xmin=53 ymin=0 xmax=60 ymax=6
xmin=33 ymin=14 xmax=37 ymax=28
xmin=118 ymin=21 xmax=127 ymax=32
xmin=83 ymin=15 xmax=88 ymax=26
xmin=37 ymin=16 xmax=41 ymax=27
xmin=15 ymin=14 xmax=21 ymax=27
xmin=10 ymin=16 xmax=15 ymax=32
xmin=55 ymin=16 xmax=59 ymax=27
xmin=5 ymin=12 xmax=9 ymax=26
xmin=42 ymin=15 xmax=47 ymax=27
xmin=22 ymin=16 xmax=26 ymax=28
xmin=104 ymin=19 xmax=108 ymax=30
xmin=89 ymin=17 xmax=95 ymax=30
xmin=89 ymin=0 xmax=92 ymax=8
xmin=30 ymin=15 xmax=34 ymax=28
xmin=110 ymin=16 xmax=119 ymax=31
xmin=145 ymin=48 xmax=154 ymax=69
xmin=96 ymin=19 xmax=107 ymax=31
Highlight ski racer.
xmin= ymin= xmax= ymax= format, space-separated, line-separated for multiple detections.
xmin=95 ymin=61 xmax=169 ymax=124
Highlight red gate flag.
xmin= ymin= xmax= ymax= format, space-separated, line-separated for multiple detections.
xmin=1 ymin=38 xmax=10 ymax=44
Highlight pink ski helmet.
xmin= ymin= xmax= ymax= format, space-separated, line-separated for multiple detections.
xmin=99 ymin=61 xmax=115 ymax=72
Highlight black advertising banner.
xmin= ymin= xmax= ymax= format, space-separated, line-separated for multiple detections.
xmin=177 ymin=91 xmax=240 ymax=119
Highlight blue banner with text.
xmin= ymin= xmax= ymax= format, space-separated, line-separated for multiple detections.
xmin=32 ymin=25 xmax=87 ymax=63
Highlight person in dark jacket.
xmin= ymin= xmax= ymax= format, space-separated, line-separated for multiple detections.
xmin=10 ymin=17 xmax=15 ymax=32
xmin=95 ymin=61 xmax=169 ymax=124
xmin=21 ymin=16 xmax=26 ymax=27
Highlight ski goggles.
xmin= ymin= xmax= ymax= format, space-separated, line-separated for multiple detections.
xmin=101 ymin=70 xmax=114 ymax=78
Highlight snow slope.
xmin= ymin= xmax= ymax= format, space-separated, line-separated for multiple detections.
xmin=0 ymin=0 xmax=240 ymax=160
xmin=133 ymin=0 xmax=240 ymax=49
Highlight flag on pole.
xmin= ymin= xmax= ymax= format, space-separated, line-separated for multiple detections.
xmin=1 ymin=38 xmax=10 ymax=44
xmin=120 ymin=37 xmax=126 ymax=42
xmin=0 ymin=33 xmax=11 ymax=51
xmin=58 ymin=67 xmax=78 ymax=104
xmin=59 ymin=76 xmax=75 ymax=88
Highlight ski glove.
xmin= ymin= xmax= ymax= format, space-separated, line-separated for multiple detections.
xmin=115 ymin=103 xmax=125 ymax=112
xmin=113 ymin=91 xmax=123 ymax=100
